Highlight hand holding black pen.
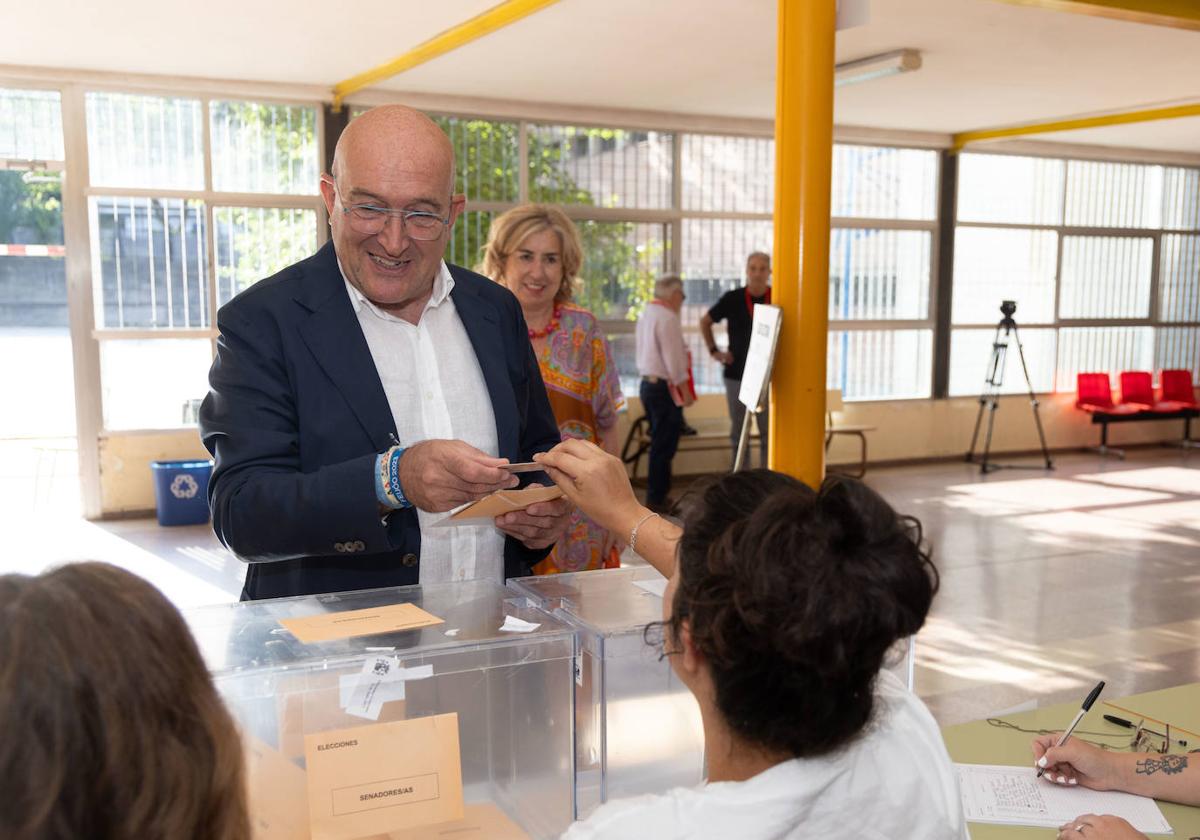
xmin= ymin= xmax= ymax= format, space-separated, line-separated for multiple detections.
xmin=1037 ymin=680 xmax=1105 ymax=779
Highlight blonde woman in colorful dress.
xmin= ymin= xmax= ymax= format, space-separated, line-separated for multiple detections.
xmin=482 ymin=204 xmax=625 ymax=573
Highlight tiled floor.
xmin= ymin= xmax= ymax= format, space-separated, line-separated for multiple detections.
xmin=2 ymin=442 xmax=1196 ymax=725
xmin=873 ymin=448 xmax=1200 ymax=724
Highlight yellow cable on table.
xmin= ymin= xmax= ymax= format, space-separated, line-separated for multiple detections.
xmin=953 ymin=101 xmax=1200 ymax=151
xmin=768 ymin=0 xmax=836 ymax=488
xmin=332 ymin=0 xmax=563 ymax=110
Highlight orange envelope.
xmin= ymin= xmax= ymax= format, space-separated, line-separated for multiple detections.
xmin=444 ymin=484 xmax=564 ymax=524
xmin=243 ymin=734 xmax=310 ymax=840
xmin=304 ymin=714 xmax=464 ymax=840
xmin=280 ymin=602 xmax=443 ymax=644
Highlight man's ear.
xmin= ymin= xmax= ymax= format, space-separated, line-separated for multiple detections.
xmin=319 ymin=174 xmax=337 ymax=217
xmin=447 ymin=193 xmax=467 ymax=227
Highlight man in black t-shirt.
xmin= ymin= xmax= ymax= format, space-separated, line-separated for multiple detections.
xmin=700 ymin=252 xmax=771 ymax=467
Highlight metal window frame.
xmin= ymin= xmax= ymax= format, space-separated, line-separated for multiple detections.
xmin=0 ymin=78 xmax=330 ymax=501
xmin=81 ymin=92 xmax=326 ymax=343
xmin=950 ymin=150 xmax=1200 ymax=398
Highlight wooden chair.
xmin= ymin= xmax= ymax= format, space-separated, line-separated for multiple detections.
xmin=825 ymin=389 xmax=875 ymax=478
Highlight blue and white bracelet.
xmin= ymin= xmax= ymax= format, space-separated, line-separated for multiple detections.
xmin=375 ymin=444 xmax=412 ymax=509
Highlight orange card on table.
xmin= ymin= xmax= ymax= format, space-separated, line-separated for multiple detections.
xmin=304 ymin=714 xmax=464 ymax=840
xmin=280 ymin=602 xmax=443 ymax=644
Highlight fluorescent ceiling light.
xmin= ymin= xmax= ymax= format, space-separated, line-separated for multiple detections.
xmin=835 ymin=48 xmax=922 ymax=88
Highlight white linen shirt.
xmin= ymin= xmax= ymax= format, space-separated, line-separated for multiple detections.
xmin=563 ymin=669 xmax=969 ymax=840
xmin=635 ymin=301 xmax=690 ymax=385
xmin=342 ymin=261 xmax=505 ymax=584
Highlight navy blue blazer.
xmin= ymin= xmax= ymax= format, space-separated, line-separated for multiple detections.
xmin=199 ymin=242 xmax=562 ymax=600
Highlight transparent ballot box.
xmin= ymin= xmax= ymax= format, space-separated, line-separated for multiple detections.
xmin=185 ymin=580 xmax=574 ymax=840
xmin=507 ymin=566 xmax=705 ymax=819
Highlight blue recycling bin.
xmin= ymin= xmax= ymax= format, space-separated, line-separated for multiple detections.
xmin=150 ymin=459 xmax=213 ymax=526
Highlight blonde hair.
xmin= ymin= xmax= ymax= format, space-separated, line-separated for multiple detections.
xmin=479 ymin=204 xmax=584 ymax=305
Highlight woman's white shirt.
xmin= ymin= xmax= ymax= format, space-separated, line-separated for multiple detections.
xmin=561 ymin=669 xmax=968 ymax=840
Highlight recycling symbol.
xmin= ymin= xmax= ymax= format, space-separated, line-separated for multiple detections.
xmin=170 ymin=474 xmax=199 ymax=499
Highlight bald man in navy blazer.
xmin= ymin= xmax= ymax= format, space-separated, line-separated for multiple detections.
xmin=200 ymin=106 xmax=568 ymax=600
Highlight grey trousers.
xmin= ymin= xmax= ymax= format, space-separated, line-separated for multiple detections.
xmin=724 ymin=377 xmax=769 ymax=469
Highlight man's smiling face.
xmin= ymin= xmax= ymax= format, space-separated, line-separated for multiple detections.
xmin=320 ymin=107 xmax=464 ymax=319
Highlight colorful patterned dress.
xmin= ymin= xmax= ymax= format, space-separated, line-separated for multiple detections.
xmin=533 ymin=303 xmax=625 ymax=574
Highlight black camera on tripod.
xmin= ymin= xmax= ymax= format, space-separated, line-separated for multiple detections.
xmin=965 ymin=298 xmax=1053 ymax=473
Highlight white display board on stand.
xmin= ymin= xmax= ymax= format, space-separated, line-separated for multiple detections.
xmin=734 ymin=304 xmax=782 ymax=471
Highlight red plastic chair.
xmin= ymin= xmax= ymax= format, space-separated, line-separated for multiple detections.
xmin=1076 ymin=373 xmax=1140 ymax=415
xmin=1119 ymin=371 xmax=1158 ymax=410
xmin=1159 ymin=369 xmax=1198 ymax=411
xmin=1076 ymin=373 xmax=1142 ymax=458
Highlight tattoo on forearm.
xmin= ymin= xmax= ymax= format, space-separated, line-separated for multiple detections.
xmin=1135 ymin=755 xmax=1188 ymax=776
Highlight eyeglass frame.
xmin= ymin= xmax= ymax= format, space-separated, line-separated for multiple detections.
xmin=320 ymin=175 xmax=454 ymax=240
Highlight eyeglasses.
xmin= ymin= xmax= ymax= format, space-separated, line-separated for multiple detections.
xmin=322 ymin=176 xmax=450 ymax=240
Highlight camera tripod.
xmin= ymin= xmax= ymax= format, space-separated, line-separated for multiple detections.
xmin=965 ymin=308 xmax=1054 ymax=474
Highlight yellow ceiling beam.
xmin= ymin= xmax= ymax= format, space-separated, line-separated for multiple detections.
xmin=332 ymin=0 xmax=564 ymax=110
xmin=994 ymin=0 xmax=1200 ymax=31
xmin=952 ymin=101 xmax=1200 ymax=151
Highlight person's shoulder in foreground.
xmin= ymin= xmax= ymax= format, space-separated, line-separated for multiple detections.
xmin=563 ymin=669 xmax=966 ymax=840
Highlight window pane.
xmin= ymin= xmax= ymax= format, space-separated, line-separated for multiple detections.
xmin=1162 ymin=167 xmax=1200 ymax=231
xmin=952 ymin=228 xmax=1057 ymax=323
xmin=1160 ymin=234 xmax=1200 ymax=322
xmin=214 ymin=207 xmax=316 ymax=304
xmin=91 ymin=196 xmax=208 ymax=329
xmin=1056 ymin=327 xmax=1153 ymax=389
xmin=1059 ymin=235 xmax=1153 ymax=319
xmin=828 ymin=228 xmax=930 ymax=320
xmin=0 ymin=325 xmax=75 ymax=436
xmin=574 ymin=221 xmax=670 ymax=321
xmin=957 ymin=153 xmax=1063 ymax=225
xmin=681 ymin=134 xmax=773 ymax=213
xmin=210 ymin=101 xmax=318 ymax=195
xmin=948 ymin=327 xmax=1056 ymax=396
xmin=0 ymin=168 xmax=72 ymax=437
xmin=528 ymin=125 xmax=672 ymax=209
xmin=607 ymin=332 xmax=639 ymax=396
xmin=100 ymin=338 xmax=212 ymax=430
xmin=0 ymin=88 xmax=63 ymax=161
xmin=831 ymin=145 xmax=937 ymax=220
xmin=435 ymin=117 xmax=519 ymax=203
xmin=0 ymin=169 xmax=63 ymax=246
xmin=85 ymin=93 xmax=203 ymax=190
xmin=1156 ymin=327 xmax=1200 ymax=380
xmin=827 ymin=329 xmax=932 ymax=400
xmin=681 ymin=218 xmax=773 ymax=324
xmin=1064 ymin=160 xmax=1162 ymax=229
xmin=447 ymin=210 xmax=495 ymax=270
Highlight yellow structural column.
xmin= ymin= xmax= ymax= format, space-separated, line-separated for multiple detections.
xmin=769 ymin=0 xmax=836 ymax=487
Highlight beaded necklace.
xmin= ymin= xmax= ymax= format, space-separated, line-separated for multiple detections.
xmin=527 ymin=305 xmax=562 ymax=340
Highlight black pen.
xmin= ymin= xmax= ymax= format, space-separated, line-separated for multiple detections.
xmin=1037 ymin=680 xmax=1105 ymax=779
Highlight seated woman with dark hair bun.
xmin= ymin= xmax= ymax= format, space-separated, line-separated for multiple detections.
xmin=535 ymin=439 xmax=967 ymax=839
